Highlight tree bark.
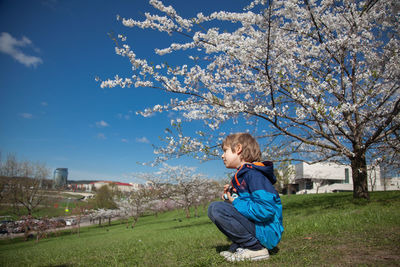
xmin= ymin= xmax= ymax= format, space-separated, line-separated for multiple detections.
xmin=185 ymin=205 xmax=190 ymax=218
xmin=351 ymin=151 xmax=370 ymax=200
xmin=131 ymin=217 xmax=138 ymax=228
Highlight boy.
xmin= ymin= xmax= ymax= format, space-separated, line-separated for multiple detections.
xmin=208 ymin=133 xmax=284 ymax=262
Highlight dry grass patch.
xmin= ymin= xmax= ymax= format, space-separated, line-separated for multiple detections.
xmin=333 ymin=227 xmax=400 ymax=266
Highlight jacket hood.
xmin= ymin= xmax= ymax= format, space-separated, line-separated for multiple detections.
xmin=237 ymin=161 xmax=277 ymax=185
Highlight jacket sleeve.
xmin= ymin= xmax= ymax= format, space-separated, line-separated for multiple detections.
xmin=232 ymin=172 xmax=277 ymax=223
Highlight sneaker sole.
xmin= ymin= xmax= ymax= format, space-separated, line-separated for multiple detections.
xmin=227 ymin=255 xmax=270 ymax=262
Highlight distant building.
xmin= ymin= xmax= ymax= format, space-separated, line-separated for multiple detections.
xmin=284 ymin=162 xmax=400 ymax=194
xmin=53 ymin=168 xmax=68 ymax=188
xmin=67 ymin=180 xmax=143 ymax=193
xmin=67 ymin=181 xmax=93 ymax=192
xmin=90 ymin=181 xmax=135 ymax=192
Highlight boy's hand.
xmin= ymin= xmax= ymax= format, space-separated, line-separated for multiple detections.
xmin=221 ymin=184 xmax=234 ymax=203
xmin=223 ymin=184 xmax=230 ymax=193
xmin=221 ymin=184 xmax=229 ymax=200
xmin=225 ymin=192 xmax=235 ymax=203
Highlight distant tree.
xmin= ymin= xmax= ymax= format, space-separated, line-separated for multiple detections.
xmin=90 ymin=209 xmax=116 ymax=227
xmin=131 ymin=164 xmax=217 ymax=218
xmin=159 ymin=164 xmax=208 ymax=218
xmin=115 ymin=197 xmax=134 ymax=227
xmin=0 ymin=154 xmax=50 ymax=215
xmin=314 ymin=179 xmax=328 ymax=194
xmin=128 ymin=188 xmax=152 ymax=228
xmin=113 ymin=187 xmax=151 ymax=229
xmin=275 ymin=161 xmax=295 ymax=194
xmin=370 ymin=147 xmax=400 ymax=191
xmin=92 ymin=185 xmax=117 ymax=210
xmin=196 ymin=179 xmax=220 ymax=212
xmin=108 ymin=182 xmax=122 ymax=198
xmin=368 ymin=165 xmax=379 ymax=192
xmin=0 ymin=176 xmax=8 ymax=203
xmin=0 ymin=154 xmax=19 ymax=177
xmin=71 ymin=202 xmax=93 ymax=237
xmin=137 ymin=172 xmax=173 ymax=200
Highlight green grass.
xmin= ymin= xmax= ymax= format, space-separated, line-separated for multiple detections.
xmin=1 ymin=191 xmax=399 ymax=266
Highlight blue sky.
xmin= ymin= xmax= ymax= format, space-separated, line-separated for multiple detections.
xmin=0 ymin=0 xmax=249 ymax=183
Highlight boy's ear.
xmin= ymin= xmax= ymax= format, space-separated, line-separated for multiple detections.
xmin=235 ymin=144 xmax=243 ymax=155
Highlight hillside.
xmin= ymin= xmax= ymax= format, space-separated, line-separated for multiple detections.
xmin=1 ymin=191 xmax=399 ymax=266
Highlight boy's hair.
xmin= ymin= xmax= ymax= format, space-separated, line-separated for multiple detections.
xmin=222 ymin=133 xmax=262 ymax=162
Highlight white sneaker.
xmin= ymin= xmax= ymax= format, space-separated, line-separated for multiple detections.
xmin=226 ymin=248 xmax=270 ymax=262
xmin=220 ymin=243 xmax=239 ymax=258
xmin=219 ymin=250 xmax=233 ymax=257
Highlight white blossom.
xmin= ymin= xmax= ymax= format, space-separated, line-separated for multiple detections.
xmin=100 ymin=1 xmax=400 ymax=197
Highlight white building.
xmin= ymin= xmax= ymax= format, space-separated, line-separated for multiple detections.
xmin=68 ymin=180 xmax=143 ymax=192
xmin=288 ymin=162 xmax=400 ymax=194
xmin=90 ymin=181 xmax=135 ymax=192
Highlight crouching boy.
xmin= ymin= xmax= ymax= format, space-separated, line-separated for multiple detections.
xmin=208 ymin=133 xmax=284 ymax=262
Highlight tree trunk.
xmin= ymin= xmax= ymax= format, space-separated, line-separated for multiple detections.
xmin=350 ymin=151 xmax=370 ymax=200
xmin=185 ymin=205 xmax=190 ymax=218
xmin=77 ymin=213 xmax=81 ymax=237
xmin=131 ymin=217 xmax=138 ymax=229
xmin=203 ymin=203 xmax=207 ymax=212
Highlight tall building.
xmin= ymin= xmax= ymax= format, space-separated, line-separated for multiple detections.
xmin=53 ymin=168 xmax=68 ymax=188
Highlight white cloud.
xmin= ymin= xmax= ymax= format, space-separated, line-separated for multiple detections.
xmin=97 ymin=133 xmax=106 ymax=140
xmin=136 ymin=136 xmax=150 ymax=144
xmin=95 ymin=120 xmax=110 ymax=128
xmin=0 ymin=32 xmax=43 ymax=68
xmin=41 ymin=101 xmax=48 ymax=106
xmin=121 ymin=138 xmax=129 ymax=143
xmin=19 ymin=113 xmax=33 ymax=119
xmin=117 ymin=110 xmax=133 ymax=120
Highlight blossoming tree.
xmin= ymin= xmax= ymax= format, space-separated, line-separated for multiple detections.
xmin=158 ymin=164 xmax=211 ymax=218
xmin=100 ymin=0 xmax=400 ymax=199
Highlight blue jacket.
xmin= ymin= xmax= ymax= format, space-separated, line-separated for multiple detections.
xmin=231 ymin=161 xmax=284 ymax=249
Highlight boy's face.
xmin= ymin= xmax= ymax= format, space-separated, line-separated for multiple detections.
xmin=221 ymin=145 xmax=241 ymax=169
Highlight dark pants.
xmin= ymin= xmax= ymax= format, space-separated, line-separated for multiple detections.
xmin=208 ymin=201 xmax=263 ymax=251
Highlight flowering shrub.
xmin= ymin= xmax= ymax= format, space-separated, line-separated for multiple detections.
xmin=0 ymin=216 xmax=67 ymax=241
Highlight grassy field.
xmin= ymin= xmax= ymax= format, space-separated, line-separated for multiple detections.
xmin=1 ymin=191 xmax=399 ymax=266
